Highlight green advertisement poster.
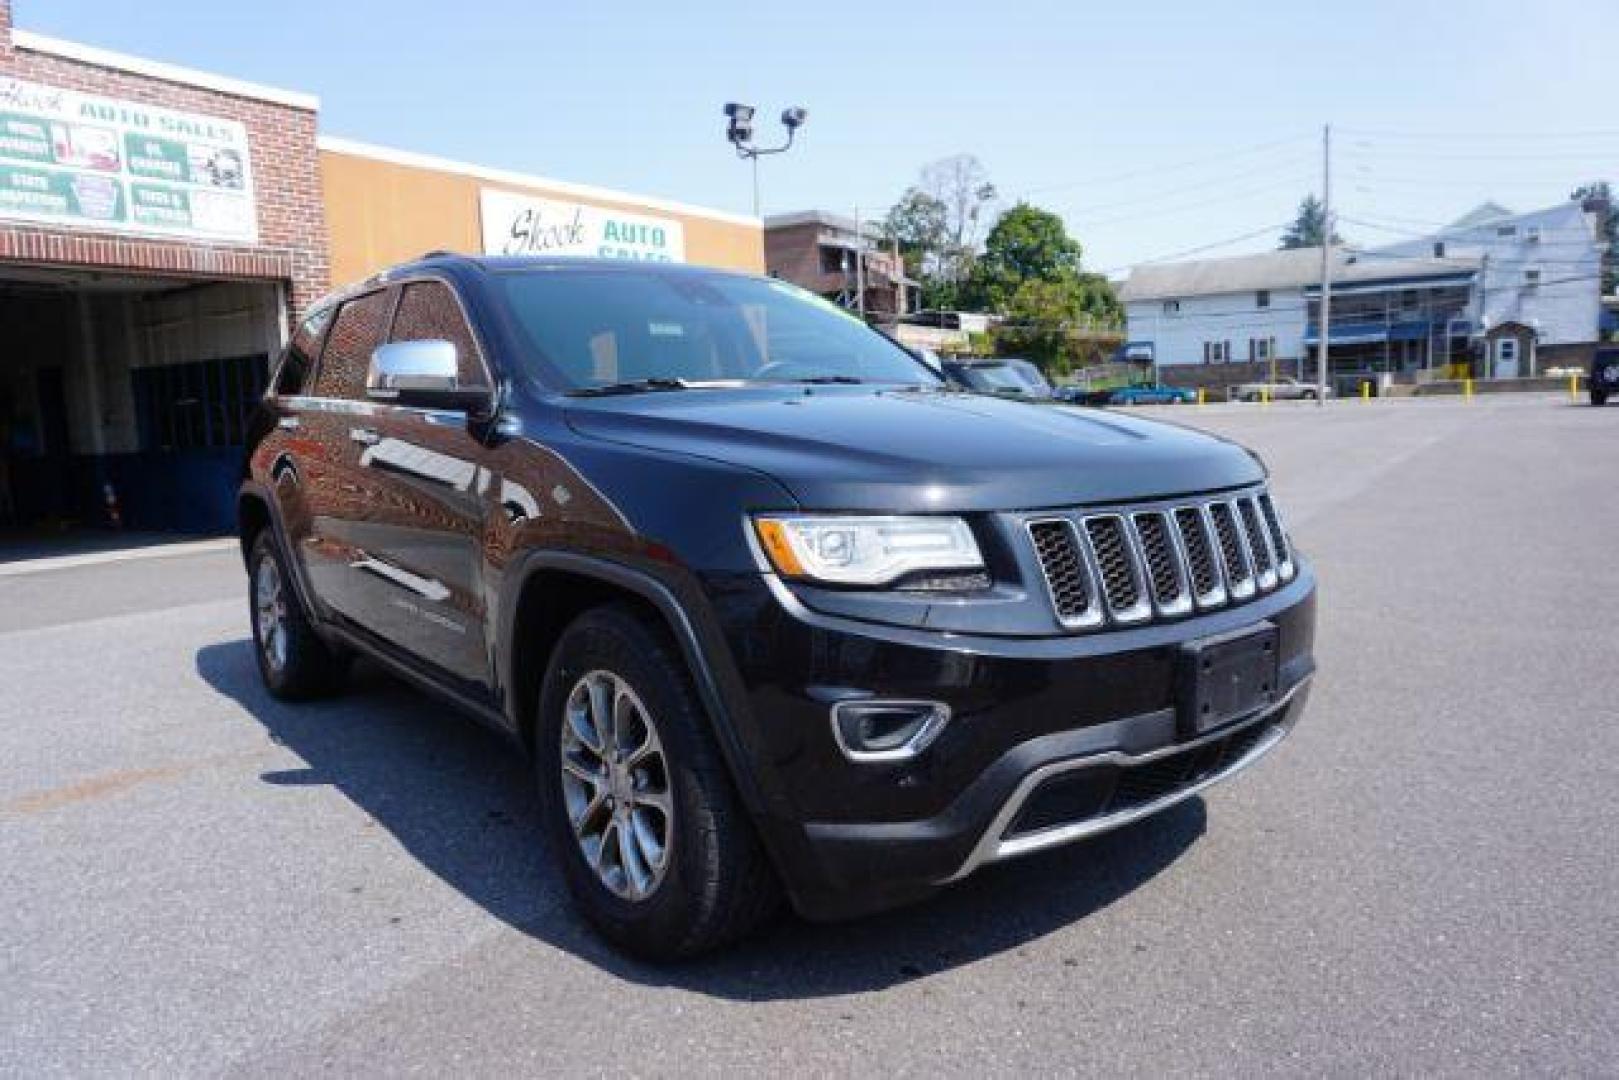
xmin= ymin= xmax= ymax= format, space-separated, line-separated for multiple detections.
xmin=124 ymin=133 xmax=191 ymax=183
xmin=0 ymin=112 xmax=53 ymax=165
xmin=0 ymin=165 xmax=73 ymax=216
xmin=130 ymin=182 xmax=191 ymax=229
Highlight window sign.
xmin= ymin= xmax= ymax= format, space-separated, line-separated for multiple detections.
xmin=0 ymin=76 xmax=257 ymax=243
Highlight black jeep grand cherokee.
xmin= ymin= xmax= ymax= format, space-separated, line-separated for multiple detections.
xmin=240 ymin=255 xmax=1317 ymax=959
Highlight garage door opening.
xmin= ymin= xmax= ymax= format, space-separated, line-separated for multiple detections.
xmin=0 ymin=266 xmax=285 ymax=548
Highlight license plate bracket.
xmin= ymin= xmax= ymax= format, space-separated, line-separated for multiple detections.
xmin=1177 ymin=622 xmax=1279 ymax=737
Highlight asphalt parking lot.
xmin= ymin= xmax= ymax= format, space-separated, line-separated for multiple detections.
xmin=2 ymin=395 xmax=1615 ymax=1076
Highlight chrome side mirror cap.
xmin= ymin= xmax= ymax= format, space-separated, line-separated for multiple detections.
xmin=367 ymin=340 xmax=492 ymax=414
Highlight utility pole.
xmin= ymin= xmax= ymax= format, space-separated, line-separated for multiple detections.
xmin=1316 ymin=123 xmax=1332 ymax=406
xmin=854 ymin=205 xmax=866 ymax=322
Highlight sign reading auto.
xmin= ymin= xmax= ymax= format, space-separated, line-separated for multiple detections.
xmin=480 ymin=188 xmax=684 ymax=262
xmin=0 ymin=76 xmax=256 ymax=244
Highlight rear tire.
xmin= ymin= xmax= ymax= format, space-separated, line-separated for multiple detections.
xmin=248 ymin=530 xmax=349 ymax=701
xmin=535 ymin=605 xmax=780 ymax=960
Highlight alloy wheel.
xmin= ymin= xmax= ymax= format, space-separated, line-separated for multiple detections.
xmin=559 ymin=670 xmax=674 ymax=901
xmin=254 ymin=555 xmax=288 ymax=674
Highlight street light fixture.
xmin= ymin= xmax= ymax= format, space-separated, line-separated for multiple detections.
xmin=724 ymin=102 xmax=808 ymax=216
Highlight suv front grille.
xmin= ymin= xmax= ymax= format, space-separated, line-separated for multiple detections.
xmin=1025 ymin=487 xmax=1294 ymax=631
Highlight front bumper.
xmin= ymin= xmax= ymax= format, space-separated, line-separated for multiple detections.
xmin=701 ymin=562 xmax=1317 ymax=920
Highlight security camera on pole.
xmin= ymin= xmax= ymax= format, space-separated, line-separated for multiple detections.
xmin=723 ymin=102 xmax=808 ymax=217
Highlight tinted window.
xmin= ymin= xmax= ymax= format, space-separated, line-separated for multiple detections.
xmin=274 ymin=307 xmax=332 ymax=396
xmin=496 ymin=269 xmax=935 ymax=390
xmin=313 ymin=290 xmax=391 ymax=401
xmin=389 ymin=281 xmax=488 ymax=387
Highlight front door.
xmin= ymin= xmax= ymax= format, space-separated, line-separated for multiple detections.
xmin=341 ymin=279 xmax=496 ymax=692
xmin=1493 ymin=338 xmax=1521 ymax=379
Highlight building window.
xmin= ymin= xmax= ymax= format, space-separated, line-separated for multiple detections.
xmin=1523 ymin=268 xmax=1541 ymax=289
xmin=1204 ymin=340 xmax=1230 ymax=364
xmin=819 ymin=246 xmax=850 ymax=275
xmin=1433 ymin=241 xmax=1446 ymax=258
xmin=1256 ymin=290 xmax=1270 ymax=309
xmin=1252 ymin=337 xmax=1273 ymax=362
xmin=1496 ymin=338 xmax=1519 ymax=363
xmin=1162 ymin=299 xmax=1180 ymax=314
xmin=1496 ymin=225 xmax=1517 ymax=238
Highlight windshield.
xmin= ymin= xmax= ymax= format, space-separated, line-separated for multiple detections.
xmin=496 ymin=268 xmax=939 ymax=392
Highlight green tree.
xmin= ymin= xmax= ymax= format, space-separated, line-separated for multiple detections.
xmin=965 ymin=202 xmax=1085 ymax=309
xmin=881 ymin=188 xmax=949 ymax=281
xmin=1279 ymin=193 xmax=1341 ymax=249
xmin=1571 ymin=180 xmax=1616 ymax=296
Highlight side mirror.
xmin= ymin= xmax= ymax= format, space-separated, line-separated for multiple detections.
xmin=367 ymin=340 xmax=492 ymax=414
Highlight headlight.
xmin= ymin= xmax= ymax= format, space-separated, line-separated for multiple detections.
xmin=753 ymin=515 xmax=984 ymax=587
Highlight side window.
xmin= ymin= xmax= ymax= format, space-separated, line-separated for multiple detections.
xmin=274 ymin=307 xmax=333 ymax=396
xmin=312 ymin=290 xmax=392 ymax=401
xmin=389 ymin=281 xmax=488 ymax=387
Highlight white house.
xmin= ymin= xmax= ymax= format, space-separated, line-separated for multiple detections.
xmin=1121 ymin=198 xmax=1606 ymax=387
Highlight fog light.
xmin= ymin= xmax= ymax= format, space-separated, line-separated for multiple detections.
xmin=830 ymin=700 xmax=952 ymax=763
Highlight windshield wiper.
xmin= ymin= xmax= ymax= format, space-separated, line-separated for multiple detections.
xmin=569 ymin=377 xmax=694 ymax=397
xmin=778 ymin=375 xmax=866 ymax=385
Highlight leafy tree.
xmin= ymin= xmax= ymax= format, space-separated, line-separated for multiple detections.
xmin=1571 ymin=180 xmax=1617 ymax=296
xmin=965 ymin=203 xmax=1085 ymax=309
xmin=881 ymin=188 xmax=949 ymax=281
xmin=1279 ymin=194 xmax=1341 ymax=249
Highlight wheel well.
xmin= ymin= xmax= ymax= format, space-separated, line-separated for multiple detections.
xmin=510 ymin=570 xmax=668 ymax=754
xmin=238 ymin=494 xmax=271 ymax=565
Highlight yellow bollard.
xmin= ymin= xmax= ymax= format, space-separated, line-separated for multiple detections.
xmin=1197 ymin=387 xmax=1206 ymax=406
xmin=1570 ymin=373 xmax=1579 ymax=402
xmin=1464 ymin=378 xmax=1474 ymax=402
xmin=1261 ymin=386 xmax=1270 ymax=407
xmin=1361 ymin=380 xmax=1370 ymax=402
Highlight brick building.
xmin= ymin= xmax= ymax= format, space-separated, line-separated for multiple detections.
xmin=0 ymin=5 xmax=761 ymax=536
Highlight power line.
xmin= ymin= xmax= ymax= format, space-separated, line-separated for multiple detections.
xmin=1019 ymin=134 xmax=1313 ymax=197
xmin=1097 ymin=222 xmax=1288 ymax=276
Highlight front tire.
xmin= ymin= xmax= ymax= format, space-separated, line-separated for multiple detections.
xmin=535 ymin=606 xmax=780 ymax=960
xmin=248 ymin=530 xmax=348 ymax=700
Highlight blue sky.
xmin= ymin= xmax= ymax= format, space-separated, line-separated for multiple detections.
xmin=18 ymin=0 xmax=1619 ymax=273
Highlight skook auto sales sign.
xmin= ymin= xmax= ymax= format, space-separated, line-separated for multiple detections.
xmin=480 ymin=188 xmax=685 ymax=263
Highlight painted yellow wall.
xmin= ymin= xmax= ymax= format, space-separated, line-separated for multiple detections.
xmin=321 ymin=148 xmax=764 ymax=289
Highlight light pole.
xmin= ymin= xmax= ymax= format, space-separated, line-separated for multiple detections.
xmin=724 ymin=103 xmax=808 ymax=217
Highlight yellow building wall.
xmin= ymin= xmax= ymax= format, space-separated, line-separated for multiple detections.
xmin=321 ymin=148 xmax=764 ymax=289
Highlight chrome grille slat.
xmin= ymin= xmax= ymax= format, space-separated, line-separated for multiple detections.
xmin=1237 ymin=496 xmax=1279 ymax=591
xmin=1257 ymin=492 xmax=1295 ymax=581
xmin=1082 ymin=515 xmax=1152 ymax=623
xmin=1025 ymin=519 xmax=1103 ymax=629
xmin=1206 ymin=501 xmax=1256 ymax=600
xmin=1026 ymin=486 xmax=1293 ymax=632
xmin=1131 ymin=511 xmax=1192 ymax=617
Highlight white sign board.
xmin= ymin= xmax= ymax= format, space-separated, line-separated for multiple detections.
xmin=0 ymin=75 xmax=257 ymax=244
xmin=480 ymin=188 xmax=684 ymax=263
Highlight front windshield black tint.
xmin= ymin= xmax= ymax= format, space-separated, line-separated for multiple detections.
xmin=496 ymin=268 xmax=938 ymax=391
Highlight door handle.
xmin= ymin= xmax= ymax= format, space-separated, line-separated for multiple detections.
xmin=350 ymin=427 xmax=380 ymax=446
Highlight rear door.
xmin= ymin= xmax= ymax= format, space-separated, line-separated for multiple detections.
xmin=341 ymin=278 xmax=496 ymax=690
xmin=293 ymin=287 xmax=397 ymax=627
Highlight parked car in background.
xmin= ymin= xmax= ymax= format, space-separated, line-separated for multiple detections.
xmin=1589 ymin=347 xmax=1619 ymax=406
xmin=941 ymin=357 xmax=1055 ymax=398
xmin=1232 ymin=377 xmax=1330 ymax=402
xmin=1103 ymin=381 xmax=1197 ymax=406
xmin=240 ymin=255 xmax=1316 ymax=959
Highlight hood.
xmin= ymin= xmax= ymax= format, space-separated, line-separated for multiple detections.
xmin=563 ymin=387 xmax=1263 ymax=512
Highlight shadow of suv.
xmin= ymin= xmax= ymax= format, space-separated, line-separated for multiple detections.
xmin=239 ymin=255 xmax=1317 ymax=960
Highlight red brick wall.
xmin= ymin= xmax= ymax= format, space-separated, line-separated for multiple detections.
xmin=0 ymin=20 xmax=328 ymax=317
